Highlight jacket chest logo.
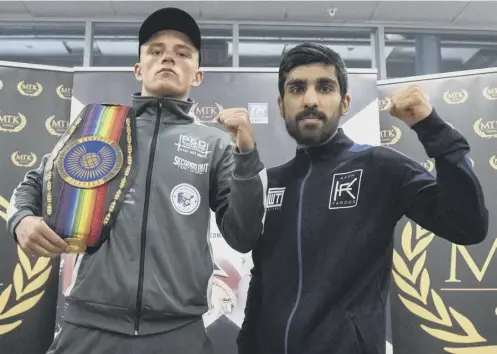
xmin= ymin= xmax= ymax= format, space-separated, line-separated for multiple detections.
xmin=175 ymin=134 xmax=211 ymax=159
xmin=329 ymin=169 xmax=363 ymax=209
xmin=266 ymin=187 xmax=285 ymax=210
xmin=170 ymin=183 xmax=201 ymax=215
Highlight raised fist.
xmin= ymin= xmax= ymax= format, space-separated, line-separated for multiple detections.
xmin=389 ymin=84 xmax=433 ymax=126
xmin=15 ymin=216 xmax=70 ymax=258
xmin=218 ymin=108 xmax=255 ymax=153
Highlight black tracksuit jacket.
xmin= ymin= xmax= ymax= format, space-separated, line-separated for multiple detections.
xmin=237 ymin=110 xmax=489 ymax=354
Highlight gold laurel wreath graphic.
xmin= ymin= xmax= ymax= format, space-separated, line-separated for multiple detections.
xmin=0 ymin=113 xmax=27 ymax=133
xmin=0 ymin=196 xmax=52 ymax=336
xmin=489 ymin=155 xmax=497 ymax=170
xmin=473 ymin=119 xmax=496 ymax=139
xmin=45 ymin=116 xmax=64 ymax=136
xmin=382 ymin=126 xmax=402 ymax=146
xmin=392 ymin=221 xmax=497 ymax=353
xmin=482 ymin=87 xmax=497 ymax=101
xmin=10 ymin=152 xmax=37 ymax=168
xmin=17 ymin=81 xmax=43 ymax=97
xmin=443 ymin=90 xmax=469 ymax=105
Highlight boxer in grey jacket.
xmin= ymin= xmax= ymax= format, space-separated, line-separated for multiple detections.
xmin=6 ymin=8 xmax=267 ymax=354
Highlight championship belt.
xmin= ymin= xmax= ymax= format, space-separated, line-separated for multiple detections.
xmin=43 ymin=103 xmax=137 ymax=254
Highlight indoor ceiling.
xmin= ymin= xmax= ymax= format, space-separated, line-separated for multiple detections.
xmin=0 ymin=0 xmax=496 ymax=30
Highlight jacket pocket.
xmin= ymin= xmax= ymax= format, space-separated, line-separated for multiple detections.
xmin=347 ymin=311 xmax=368 ymax=354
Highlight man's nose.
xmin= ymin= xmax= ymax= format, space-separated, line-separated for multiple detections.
xmin=303 ymin=88 xmax=318 ymax=107
xmin=161 ymin=51 xmax=175 ymax=64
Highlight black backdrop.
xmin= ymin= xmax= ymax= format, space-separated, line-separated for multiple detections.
xmin=0 ymin=62 xmax=73 ymax=354
xmin=378 ymin=69 xmax=497 ymax=354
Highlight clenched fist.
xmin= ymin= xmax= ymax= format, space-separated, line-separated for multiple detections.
xmin=389 ymin=84 xmax=433 ymax=126
xmin=16 ymin=216 xmax=70 ymax=258
xmin=218 ymin=108 xmax=255 ymax=153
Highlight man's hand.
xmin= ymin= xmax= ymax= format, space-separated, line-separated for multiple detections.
xmin=389 ymin=84 xmax=433 ymax=127
xmin=218 ymin=108 xmax=255 ymax=153
xmin=15 ymin=216 xmax=70 ymax=258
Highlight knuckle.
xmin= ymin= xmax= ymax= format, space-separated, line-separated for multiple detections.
xmin=26 ymin=233 xmax=35 ymax=243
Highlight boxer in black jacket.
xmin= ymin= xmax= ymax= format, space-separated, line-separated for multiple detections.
xmin=237 ymin=43 xmax=489 ymax=354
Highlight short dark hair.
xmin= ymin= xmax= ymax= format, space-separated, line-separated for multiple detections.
xmin=278 ymin=43 xmax=348 ymax=99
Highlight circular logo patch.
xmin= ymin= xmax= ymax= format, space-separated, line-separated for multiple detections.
xmin=57 ymin=136 xmax=123 ymax=189
xmin=170 ymin=183 xmax=201 ymax=215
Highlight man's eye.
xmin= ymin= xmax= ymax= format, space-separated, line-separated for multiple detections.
xmin=177 ymin=52 xmax=190 ymax=58
xmin=320 ymin=85 xmax=334 ymax=93
xmin=289 ymin=86 xmax=304 ymax=93
xmin=151 ymin=50 xmax=162 ymax=56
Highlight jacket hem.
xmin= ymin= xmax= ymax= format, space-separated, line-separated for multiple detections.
xmin=64 ymin=298 xmax=203 ymax=336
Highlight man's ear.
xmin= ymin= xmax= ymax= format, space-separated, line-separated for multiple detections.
xmin=341 ymin=94 xmax=351 ymax=115
xmin=191 ymin=70 xmax=204 ymax=88
xmin=277 ymin=95 xmax=284 ymax=117
xmin=134 ymin=63 xmax=143 ymax=81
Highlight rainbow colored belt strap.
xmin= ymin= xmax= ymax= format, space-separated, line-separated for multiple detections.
xmin=52 ymin=104 xmax=128 ymax=248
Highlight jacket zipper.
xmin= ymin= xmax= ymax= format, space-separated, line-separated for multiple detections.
xmin=134 ymin=98 xmax=163 ymax=335
xmin=283 ymin=151 xmax=313 ymax=354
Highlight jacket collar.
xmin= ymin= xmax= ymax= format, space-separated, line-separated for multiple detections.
xmin=296 ymin=128 xmax=354 ymax=159
xmin=131 ymin=93 xmax=195 ymax=124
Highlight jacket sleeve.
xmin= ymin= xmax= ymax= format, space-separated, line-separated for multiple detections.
xmin=210 ymin=142 xmax=267 ymax=253
xmin=237 ymin=249 xmax=262 ymax=353
xmin=394 ymin=109 xmax=488 ymax=245
xmin=6 ymin=154 xmax=49 ymax=242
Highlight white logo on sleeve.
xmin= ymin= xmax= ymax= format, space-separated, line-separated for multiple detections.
xmin=171 ymin=183 xmax=201 ymax=215
xmin=266 ymin=187 xmax=285 ymax=210
xmin=329 ymin=170 xmax=363 ymax=209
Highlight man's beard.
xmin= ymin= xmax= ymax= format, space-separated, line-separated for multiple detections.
xmin=283 ymin=106 xmax=340 ymax=146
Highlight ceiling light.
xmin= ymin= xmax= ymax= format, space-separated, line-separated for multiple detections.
xmin=327 ymin=7 xmax=338 ymax=17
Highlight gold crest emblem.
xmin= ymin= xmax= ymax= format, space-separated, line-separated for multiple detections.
xmin=17 ymin=81 xmax=43 ymax=97
xmin=190 ymin=103 xmax=223 ymax=123
xmin=380 ymin=126 xmax=402 ymax=146
xmin=443 ymin=89 xmax=468 ymax=104
xmin=56 ymin=85 xmax=72 ymax=100
xmin=378 ymin=97 xmax=392 ymax=111
xmin=45 ymin=116 xmax=69 ymax=136
xmin=11 ymin=152 xmax=37 ymax=168
xmin=482 ymin=86 xmax=497 ymax=100
xmin=473 ymin=118 xmax=497 ymax=139
xmin=489 ymin=155 xmax=497 ymax=170
xmin=56 ymin=136 xmax=124 ymax=189
xmin=0 ymin=112 xmax=27 ymax=133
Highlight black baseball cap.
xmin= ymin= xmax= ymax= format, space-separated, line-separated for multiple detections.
xmin=138 ymin=7 xmax=202 ymax=64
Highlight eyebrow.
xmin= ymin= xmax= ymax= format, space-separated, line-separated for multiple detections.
xmin=147 ymin=42 xmax=195 ymax=52
xmin=286 ymin=77 xmax=338 ymax=87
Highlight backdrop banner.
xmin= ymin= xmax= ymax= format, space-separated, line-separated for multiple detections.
xmin=66 ymin=67 xmax=385 ymax=354
xmin=0 ymin=61 xmax=73 ymax=354
xmin=378 ymin=68 xmax=497 ymax=354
